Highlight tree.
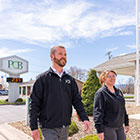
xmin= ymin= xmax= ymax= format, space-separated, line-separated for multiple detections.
xmin=117 ymin=77 xmax=134 ymax=94
xmin=117 ymin=79 xmax=126 ymax=93
xmin=125 ymin=77 xmax=134 ymax=94
xmin=66 ymin=66 xmax=87 ymax=81
xmin=81 ymin=69 xmax=101 ymax=115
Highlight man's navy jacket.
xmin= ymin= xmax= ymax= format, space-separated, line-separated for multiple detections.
xmin=30 ymin=68 xmax=89 ymax=131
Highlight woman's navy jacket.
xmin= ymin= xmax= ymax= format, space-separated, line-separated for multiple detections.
xmin=93 ymin=85 xmax=129 ymax=133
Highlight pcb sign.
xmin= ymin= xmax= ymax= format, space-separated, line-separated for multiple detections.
xmin=0 ymin=55 xmax=28 ymax=75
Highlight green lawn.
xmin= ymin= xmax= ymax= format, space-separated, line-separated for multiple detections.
xmin=0 ymin=99 xmax=26 ymax=105
xmin=124 ymin=96 xmax=134 ymax=99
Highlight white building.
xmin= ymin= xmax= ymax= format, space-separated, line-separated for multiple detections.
xmin=94 ymin=52 xmax=140 ymax=103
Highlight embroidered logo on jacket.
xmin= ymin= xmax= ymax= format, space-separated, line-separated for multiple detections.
xmin=65 ymin=79 xmax=71 ymax=84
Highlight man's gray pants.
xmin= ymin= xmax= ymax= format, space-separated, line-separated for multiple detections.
xmin=104 ymin=126 xmax=126 ymax=140
xmin=41 ymin=126 xmax=69 ymax=140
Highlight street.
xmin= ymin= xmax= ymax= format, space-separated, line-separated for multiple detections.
xmin=0 ymin=104 xmax=26 ymax=124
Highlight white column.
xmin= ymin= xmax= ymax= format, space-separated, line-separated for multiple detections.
xmin=8 ymin=75 xmax=20 ymax=102
xmin=21 ymin=86 xmax=23 ymax=96
xmin=136 ymin=0 xmax=140 ymax=106
xmin=8 ymin=82 xmax=19 ymax=102
xmin=25 ymin=96 xmax=30 ymax=125
xmin=26 ymin=86 xmax=28 ymax=96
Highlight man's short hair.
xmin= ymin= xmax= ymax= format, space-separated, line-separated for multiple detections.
xmin=50 ymin=45 xmax=65 ymax=55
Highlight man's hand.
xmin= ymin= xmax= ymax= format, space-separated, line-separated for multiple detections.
xmin=31 ymin=129 xmax=40 ymax=140
xmin=83 ymin=120 xmax=90 ymax=132
xmin=125 ymin=126 xmax=130 ymax=133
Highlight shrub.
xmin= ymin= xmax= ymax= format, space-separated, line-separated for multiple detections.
xmin=15 ymin=98 xmax=23 ymax=102
xmin=81 ymin=69 xmax=101 ymax=115
xmin=69 ymin=120 xmax=79 ymax=136
xmin=81 ymin=135 xmax=99 ymax=140
xmin=81 ymin=135 xmax=130 ymax=140
xmin=5 ymin=98 xmax=8 ymax=102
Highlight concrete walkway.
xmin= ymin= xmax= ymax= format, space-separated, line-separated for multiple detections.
xmin=0 ymin=123 xmax=32 ymax=140
xmin=129 ymin=114 xmax=140 ymax=120
xmin=0 ymin=104 xmax=32 ymax=140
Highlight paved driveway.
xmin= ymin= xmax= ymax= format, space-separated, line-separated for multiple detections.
xmin=0 ymin=105 xmax=26 ymax=124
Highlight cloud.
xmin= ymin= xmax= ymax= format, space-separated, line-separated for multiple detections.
xmin=106 ymin=47 xmax=118 ymax=52
xmin=0 ymin=0 xmax=10 ymax=12
xmin=119 ymin=31 xmax=133 ymax=36
xmin=0 ymin=48 xmax=34 ymax=57
xmin=0 ymin=0 xmax=136 ymax=45
xmin=127 ymin=45 xmax=136 ymax=49
xmin=119 ymin=53 xmax=127 ymax=56
xmin=0 ymin=1 xmax=94 ymax=43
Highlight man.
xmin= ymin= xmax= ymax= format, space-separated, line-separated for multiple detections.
xmin=30 ymin=45 xmax=90 ymax=140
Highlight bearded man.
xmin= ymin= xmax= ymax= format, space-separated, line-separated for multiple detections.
xmin=30 ymin=45 xmax=90 ymax=140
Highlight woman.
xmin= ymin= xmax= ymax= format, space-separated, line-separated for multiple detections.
xmin=93 ymin=70 xmax=129 ymax=140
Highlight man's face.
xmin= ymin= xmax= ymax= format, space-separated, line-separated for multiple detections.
xmin=52 ymin=47 xmax=67 ymax=67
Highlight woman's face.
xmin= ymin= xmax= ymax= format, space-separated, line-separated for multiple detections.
xmin=104 ymin=72 xmax=116 ymax=86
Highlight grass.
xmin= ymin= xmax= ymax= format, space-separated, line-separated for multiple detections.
xmin=80 ymin=135 xmax=130 ymax=140
xmin=69 ymin=120 xmax=79 ymax=136
xmin=0 ymin=99 xmax=26 ymax=105
xmin=124 ymin=96 xmax=134 ymax=99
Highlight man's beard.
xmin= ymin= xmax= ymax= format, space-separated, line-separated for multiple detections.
xmin=54 ymin=57 xmax=67 ymax=67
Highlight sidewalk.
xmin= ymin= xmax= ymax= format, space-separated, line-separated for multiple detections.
xmin=0 ymin=104 xmax=32 ymax=140
xmin=0 ymin=123 xmax=32 ymax=140
xmin=129 ymin=113 xmax=140 ymax=120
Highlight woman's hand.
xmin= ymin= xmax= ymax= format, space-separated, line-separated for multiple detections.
xmin=97 ymin=132 xmax=104 ymax=140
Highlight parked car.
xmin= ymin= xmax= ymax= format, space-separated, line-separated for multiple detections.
xmin=0 ymin=90 xmax=8 ymax=95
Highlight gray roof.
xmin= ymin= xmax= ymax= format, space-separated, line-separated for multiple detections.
xmin=94 ymin=52 xmax=138 ymax=76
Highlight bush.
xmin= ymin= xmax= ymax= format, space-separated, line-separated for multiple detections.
xmin=81 ymin=135 xmax=99 ymax=140
xmin=81 ymin=135 xmax=130 ymax=140
xmin=69 ymin=120 xmax=79 ymax=136
xmin=15 ymin=98 xmax=23 ymax=102
xmin=81 ymin=69 xmax=101 ymax=115
xmin=0 ymin=99 xmax=26 ymax=105
xmin=5 ymin=98 xmax=8 ymax=102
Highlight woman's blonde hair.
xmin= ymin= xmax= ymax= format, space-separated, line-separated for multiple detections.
xmin=99 ymin=69 xmax=117 ymax=86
